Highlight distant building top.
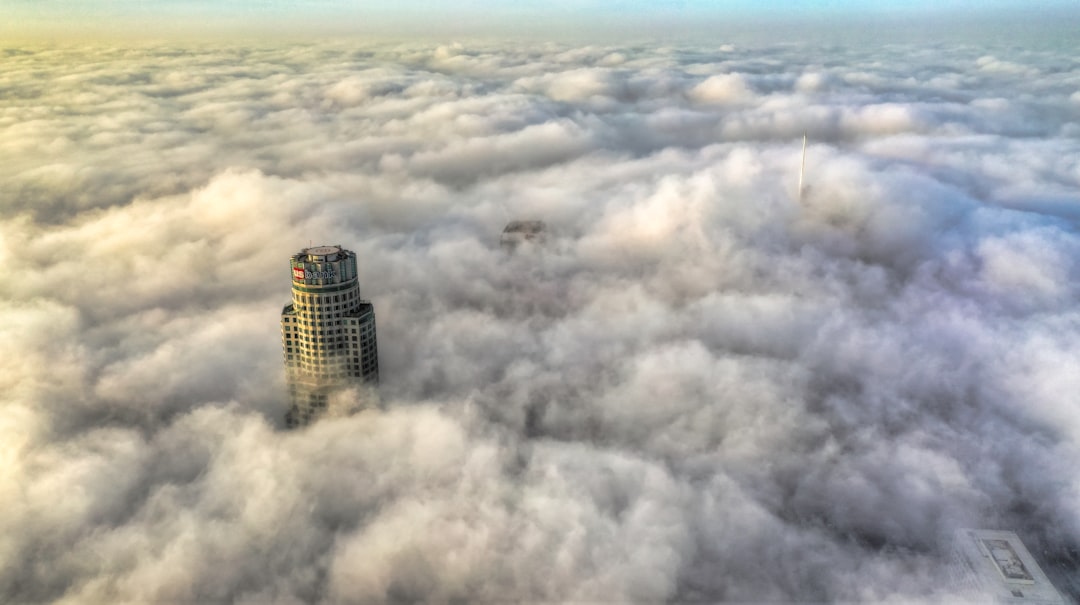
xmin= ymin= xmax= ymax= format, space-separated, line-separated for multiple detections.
xmin=503 ymin=220 xmax=546 ymax=234
xmin=952 ymin=529 xmax=1065 ymax=604
xmin=500 ymin=220 xmax=547 ymax=250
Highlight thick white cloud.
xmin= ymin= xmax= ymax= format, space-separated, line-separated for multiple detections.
xmin=2 ymin=39 xmax=1079 ymax=602
xmin=690 ymin=73 xmax=755 ymax=104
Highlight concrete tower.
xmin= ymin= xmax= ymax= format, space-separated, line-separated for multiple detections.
xmin=281 ymin=245 xmax=379 ymax=428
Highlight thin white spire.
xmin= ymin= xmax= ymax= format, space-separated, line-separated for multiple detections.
xmin=798 ymin=132 xmax=807 ymax=203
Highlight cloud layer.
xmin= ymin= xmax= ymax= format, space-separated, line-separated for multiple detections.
xmin=2 ymin=39 xmax=1079 ymax=602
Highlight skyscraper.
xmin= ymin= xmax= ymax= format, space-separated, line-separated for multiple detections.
xmin=281 ymin=245 xmax=379 ymax=428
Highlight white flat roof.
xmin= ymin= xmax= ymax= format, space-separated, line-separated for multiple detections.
xmin=953 ymin=529 xmax=1065 ymax=604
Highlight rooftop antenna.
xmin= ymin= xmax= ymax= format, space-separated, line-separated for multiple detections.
xmin=797 ymin=132 xmax=807 ymax=203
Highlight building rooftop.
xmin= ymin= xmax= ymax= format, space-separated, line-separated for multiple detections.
xmin=295 ymin=245 xmax=350 ymax=263
xmin=502 ymin=220 xmax=546 ymax=235
xmin=952 ymin=529 xmax=1066 ymax=604
xmin=500 ymin=220 xmax=547 ymax=250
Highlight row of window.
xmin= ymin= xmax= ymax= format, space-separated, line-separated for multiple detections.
xmin=292 ymin=291 xmax=361 ymax=312
xmin=285 ymin=352 xmax=377 ymax=366
xmin=283 ymin=335 xmax=364 ymax=350
xmin=283 ymin=325 xmax=362 ymax=336
xmin=285 ymin=314 xmax=372 ymax=329
xmin=294 ymin=290 xmax=359 ymax=305
xmin=293 ymin=326 xmax=368 ymax=336
xmin=286 ymin=362 xmax=377 ymax=377
xmin=351 ymin=363 xmax=377 ymax=374
xmin=293 ymin=305 xmax=356 ymax=318
xmin=284 ymin=333 xmax=360 ymax=343
xmin=282 ymin=341 xmax=375 ymax=358
xmin=285 ymin=362 xmax=375 ymax=376
xmin=281 ymin=306 xmax=370 ymax=322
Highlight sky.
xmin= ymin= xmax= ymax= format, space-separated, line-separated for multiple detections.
xmin=3 ymin=3 xmax=1080 ymax=605
xmin=5 ymin=0 xmax=1080 ymax=40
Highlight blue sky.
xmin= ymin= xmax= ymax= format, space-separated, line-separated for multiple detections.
xmin=4 ymin=0 xmax=1077 ymax=40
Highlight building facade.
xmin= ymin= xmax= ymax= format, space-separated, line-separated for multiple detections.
xmin=281 ymin=245 xmax=379 ymax=428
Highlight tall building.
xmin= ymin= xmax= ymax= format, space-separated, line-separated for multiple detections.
xmin=281 ymin=245 xmax=379 ymax=428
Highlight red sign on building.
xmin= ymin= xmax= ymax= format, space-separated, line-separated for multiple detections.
xmin=293 ymin=267 xmax=305 ymax=280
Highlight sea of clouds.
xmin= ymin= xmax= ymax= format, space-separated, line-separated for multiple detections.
xmin=2 ymin=39 xmax=1079 ymax=603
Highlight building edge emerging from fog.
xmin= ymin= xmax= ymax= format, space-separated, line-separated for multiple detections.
xmin=281 ymin=245 xmax=379 ymax=428
xmin=951 ymin=529 xmax=1066 ymax=604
